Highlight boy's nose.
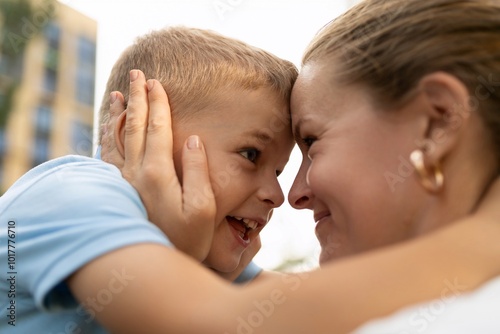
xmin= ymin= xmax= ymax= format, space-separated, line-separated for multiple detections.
xmin=288 ymin=159 xmax=314 ymax=210
xmin=259 ymin=176 xmax=285 ymax=208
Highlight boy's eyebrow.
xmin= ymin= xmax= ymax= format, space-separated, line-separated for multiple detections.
xmin=242 ymin=129 xmax=273 ymax=144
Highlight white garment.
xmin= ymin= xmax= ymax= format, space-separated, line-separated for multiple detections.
xmin=354 ymin=276 xmax=500 ymax=334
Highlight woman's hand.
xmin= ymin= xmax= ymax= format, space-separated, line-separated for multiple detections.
xmin=101 ymin=70 xmax=216 ymax=262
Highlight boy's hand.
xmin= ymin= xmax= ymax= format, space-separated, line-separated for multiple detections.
xmin=101 ymin=70 xmax=216 ymax=262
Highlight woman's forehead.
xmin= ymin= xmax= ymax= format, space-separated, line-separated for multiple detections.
xmin=291 ymin=63 xmax=340 ymax=119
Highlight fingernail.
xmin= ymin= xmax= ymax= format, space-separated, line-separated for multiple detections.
xmin=109 ymin=92 xmax=117 ymax=105
xmin=130 ymin=70 xmax=139 ymax=82
xmin=187 ymin=135 xmax=200 ymax=150
xmin=147 ymin=79 xmax=155 ymax=91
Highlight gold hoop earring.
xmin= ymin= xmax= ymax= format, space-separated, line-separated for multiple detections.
xmin=409 ymin=149 xmax=444 ymax=193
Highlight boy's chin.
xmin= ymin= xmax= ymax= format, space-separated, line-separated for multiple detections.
xmin=203 ymin=253 xmax=242 ymax=273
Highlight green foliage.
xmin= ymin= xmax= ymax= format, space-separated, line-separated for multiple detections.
xmin=0 ymin=0 xmax=56 ymax=130
xmin=0 ymin=82 xmax=17 ymax=128
xmin=0 ymin=0 xmax=33 ymax=56
xmin=0 ymin=0 xmax=56 ymax=55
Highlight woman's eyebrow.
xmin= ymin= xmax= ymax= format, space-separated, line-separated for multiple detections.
xmin=293 ymin=118 xmax=308 ymax=140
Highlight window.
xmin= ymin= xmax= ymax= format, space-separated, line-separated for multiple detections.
xmin=76 ymin=70 xmax=94 ymax=106
xmin=0 ymin=128 xmax=6 ymax=157
xmin=45 ymin=22 xmax=60 ymax=50
xmin=78 ymin=37 xmax=95 ymax=65
xmin=35 ymin=105 xmax=52 ymax=134
xmin=32 ymin=137 xmax=49 ymax=167
xmin=45 ymin=47 xmax=58 ymax=71
xmin=76 ymin=37 xmax=96 ymax=106
xmin=43 ymin=68 xmax=57 ymax=93
xmin=71 ymin=121 xmax=92 ymax=157
xmin=43 ymin=22 xmax=60 ymax=93
xmin=32 ymin=105 xmax=52 ymax=167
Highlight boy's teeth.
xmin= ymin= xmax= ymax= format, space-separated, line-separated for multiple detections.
xmin=230 ymin=216 xmax=258 ymax=230
xmin=242 ymin=218 xmax=258 ymax=230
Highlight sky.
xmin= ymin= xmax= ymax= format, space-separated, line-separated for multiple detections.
xmin=58 ymin=0 xmax=355 ymax=271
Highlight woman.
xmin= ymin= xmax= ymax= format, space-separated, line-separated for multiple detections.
xmin=92 ymin=0 xmax=500 ymax=332
xmin=288 ymin=0 xmax=499 ymax=264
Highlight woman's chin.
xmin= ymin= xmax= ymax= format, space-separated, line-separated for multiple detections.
xmin=318 ymin=248 xmax=347 ymax=266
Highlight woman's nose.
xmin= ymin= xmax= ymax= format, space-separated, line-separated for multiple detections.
xmin=288 ymin=158 xmax=314 ymax=210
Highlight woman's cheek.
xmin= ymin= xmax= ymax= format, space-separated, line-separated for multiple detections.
xmin=306 ymin=160 xmax=328 ymax=196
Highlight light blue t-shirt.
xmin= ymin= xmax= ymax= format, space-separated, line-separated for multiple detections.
xmin=0 ymin=156 xmax=172 ymax=333
xmin=0 ymin=155 xmax=261 ymax=333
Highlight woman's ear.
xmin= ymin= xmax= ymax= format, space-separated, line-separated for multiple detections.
xmin=416 ymin=72 xmax=472 ymax=166
xmin=114 ymin=111 xmax=127 ymax=158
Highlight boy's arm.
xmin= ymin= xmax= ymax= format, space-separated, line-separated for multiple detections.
xmin=100 ymin=71 xmax=216 ymax=262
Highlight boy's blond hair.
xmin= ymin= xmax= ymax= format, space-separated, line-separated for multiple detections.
xmin=98 ymin=26 xmax=298 ymax=143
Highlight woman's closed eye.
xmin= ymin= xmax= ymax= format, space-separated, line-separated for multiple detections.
xmin=301 ymin=136 xmax=316 ymax=149
xmin=239 ymin=148 xmax=261 ymax=163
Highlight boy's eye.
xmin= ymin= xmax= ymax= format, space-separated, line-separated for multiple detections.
xmin=239 ymin=148 xmax=260 ymax=163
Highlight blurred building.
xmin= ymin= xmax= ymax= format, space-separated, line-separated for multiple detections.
xmin=0 ymin=0 xmax=96 ymax=193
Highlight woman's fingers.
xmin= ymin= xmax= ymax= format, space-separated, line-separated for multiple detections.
xmin=124 ymin=70 xmax=149 ymax=166
xmin=181 ymin=135 xmax=216 ymax=223
xmin=105 ymin=70 xmax=217 ymax=261
xmin=169 ymin=133 xmax=215 ymax=261
xmin=144 ymin=79 xmax=175 ymax=171
xmin=101 ymin=91 xmax=125 ymax=167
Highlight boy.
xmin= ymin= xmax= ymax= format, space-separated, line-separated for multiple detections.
xmin=0 ymin=26 xmax=297 ymax=333
xmin=98 ymin=27 xmax=297 ymax=276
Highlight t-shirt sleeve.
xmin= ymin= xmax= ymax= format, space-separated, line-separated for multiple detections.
xmin=5 ymin=157 xmax=172 ymax=311
xmin=233 ymin=261 xmax=263 ymax=284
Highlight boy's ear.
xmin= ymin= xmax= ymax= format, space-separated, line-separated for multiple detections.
xmin=416 ymin=71 xmax=472 ymax=166
xmin=114 ymin=111 xmax=127 ymax=158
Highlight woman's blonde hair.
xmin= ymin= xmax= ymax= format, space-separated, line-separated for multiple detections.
xmin=304 ymin=0 xmax=500 ymax=164
xmin=98 ymin=26 xmax=298 ymax=143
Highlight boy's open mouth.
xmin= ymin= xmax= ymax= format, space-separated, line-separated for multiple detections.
xmin=226 ymin=216 xmax=259 ymax=241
